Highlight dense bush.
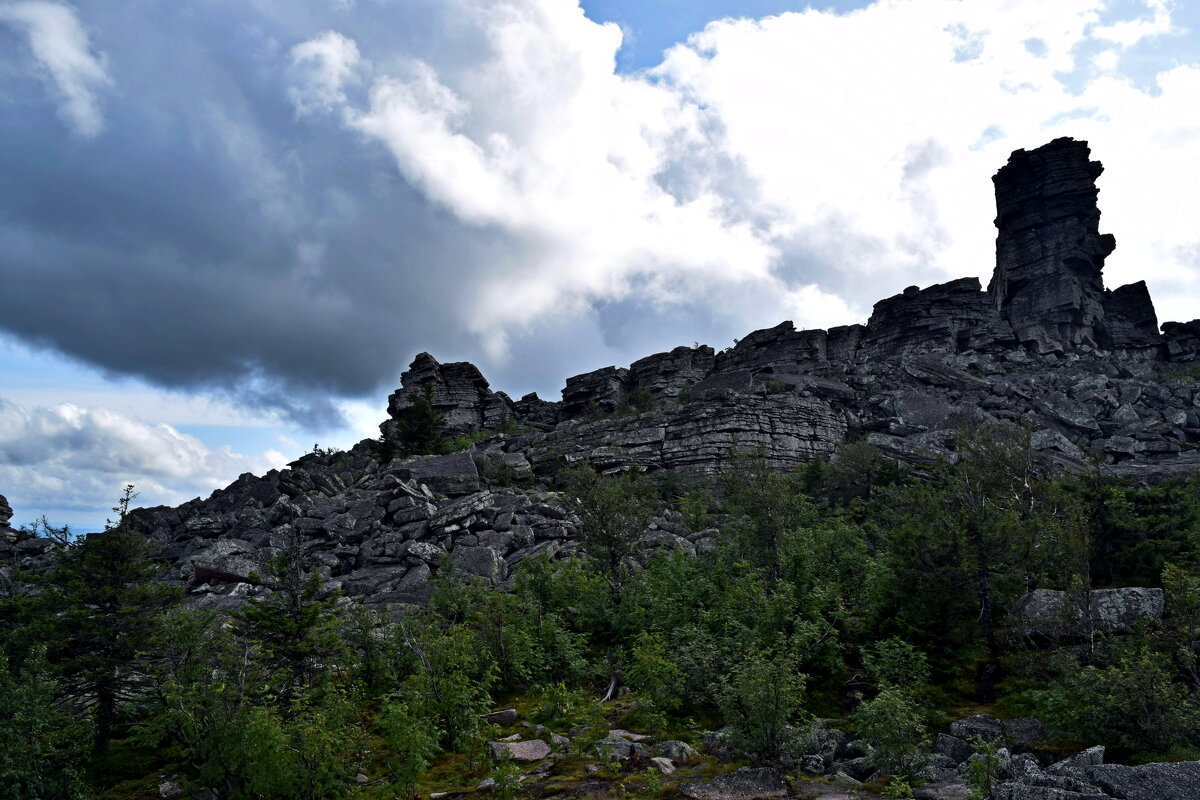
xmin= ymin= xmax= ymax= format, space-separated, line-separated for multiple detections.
xmin=5 ymin=435 xmax=1200 ymax=795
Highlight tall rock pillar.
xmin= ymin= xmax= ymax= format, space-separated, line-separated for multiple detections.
xmin=988 ymin=137 xmax=1116 ymax=353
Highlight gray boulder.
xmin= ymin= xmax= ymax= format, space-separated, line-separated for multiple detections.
xmin=488 ymin=739 xmax=550 ymax=762
xmin=1012 ymin=588 xmax=1163 ymax=639
xmin=680 ymin=767 xmax=788 ymax=800
xmin=1087 ymin=761 xmax=1200 ymax=800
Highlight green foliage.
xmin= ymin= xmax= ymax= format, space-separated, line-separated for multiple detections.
xmin=535 ymin=682 xmax=604 ymax=730
xmin=862 ymin=638 xmax=930 ymax=693
xmin=882 ymin=777 xmax=917 ymax=800
xmin=966 ymin=735 xmax=1001 ymax=800
xmin=489 ymin=754 xmax=523 ymax=800
xmin=1032 ymin=638 xmax=1200 ymax=754
xmin=720 ymin=449 xmax=816 ymax=577
xmin=0 ymin=646 xmax=89 ymax=800
xmin=717 ymin=647 xmax=808 ymax=762
xmin=563 ymin=463 xmax=657 ymax=603
xmin=396 ymin=614 xmax=495 ymax=751
xmin=822 ymin=440 xmax=910 ymax=513
xmin=679 ymin=490 xmax=711 ymax=532
xmin=36 ymin=516 xmax=181 ymax=754
xmin=765 ymin=378 xmax=787 ymax=394
xmin=850 ymin=687 xmax=928 ymax=777
xmin=627 ymin=631 xmax=685 ymax=713
xmin=379 ymin=697 xmax=439 ymax=800
xmin=619 ymin=386 xmax=657 ymax=414
xmin=236 ymin=532 xmax=345 ymax=706
xmin=1078 ymin=473 xmax=1200 ymax=588
xmin=382 ymin=385 xmax=448 ymax=459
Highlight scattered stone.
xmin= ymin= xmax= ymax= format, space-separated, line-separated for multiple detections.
xmin=650 ymin=757 xmax=676 ymax=775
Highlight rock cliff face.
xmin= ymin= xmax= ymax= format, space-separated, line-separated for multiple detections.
xmin=12 ymin=137 xmax=1197 ymax=611
xmin=377 ymin=137 xmax=1199 ymax=483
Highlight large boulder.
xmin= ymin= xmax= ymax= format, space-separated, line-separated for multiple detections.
xmin=680 ymin=767 xmax=788 ymax=800
xmin=1088 ymin=761 xmax=1200 ymax=800
xmin=1011 ymin=588 xmax=1164 ymax=639
xmin=487 ymin=739 xmax=550 ymax=762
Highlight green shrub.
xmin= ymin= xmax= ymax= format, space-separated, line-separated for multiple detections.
xmin=717 ymin=648 xmax=808 ymax=762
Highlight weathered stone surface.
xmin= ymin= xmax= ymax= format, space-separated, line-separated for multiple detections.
xmin=717 ymin=321 xmax=828 ymax=373
xmin=1088 ymin=761 xmax=1200 ymax=800
xmin=1162 ymin=319 xmax=1200 ymax=363
xmin=630 ymin=345 xmax=716 ymax=403
xmin=1102 ymin=281 xmax=1160 ymax=351
xmin=383 ymin=352 xmax=513 ymax=438
xmin=863 ymin=278 xmax=1003 ymax=355
xmin=391 ymin=452 xmax=481 ymax=496
xmin=561 ymin=366 xmax=630 ymax=418
xmin=989 ymin=137 xmax=1114 ymax=353
xmin=934 ymin=733 xmax=975 ymax=765
xmin=483 ymin=708 xmax=518 ymax=726
xmin=950 ymin=714 xmax=1005 ymax=744
xmin=681 ymin=767 xmax=788 ymax=800
xmin=488 ymin=739 xmax=550 ymax=762
xmin=1011 ymin=588 xmax=1164 ymax=639
xmin=0 ymin=494 xmax=15 ymax=543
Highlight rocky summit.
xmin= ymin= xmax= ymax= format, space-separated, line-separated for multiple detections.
xmin=15 ymin=137 xmax=1195 ymax=612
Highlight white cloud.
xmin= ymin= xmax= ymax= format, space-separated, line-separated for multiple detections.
xmin=0 ymin=396 xmax=288 ymax=523
xmin=285 ymin=0 xmax=1199 ymax=361
xmin=288 ymin=29 xmax=365 ymax=116
xmin=0 ymin=1 xmax=110 ymax=136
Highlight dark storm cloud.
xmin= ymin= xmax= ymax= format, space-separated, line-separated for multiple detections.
xmin=0 ymin=0 xmax=538 ymax=426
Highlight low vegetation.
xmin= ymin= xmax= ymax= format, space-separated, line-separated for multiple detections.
xmin=3 ymin=425 xmax=1200 ymax=798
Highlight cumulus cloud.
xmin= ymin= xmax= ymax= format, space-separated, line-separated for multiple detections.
xmin=0 ymin=395 xmax=286 ymax=520
xmin=0 ymin=1 xmax=109 ymax=136
xmin=288 ymin=30 xmax=365 ymax=116
xmin=1 ymin=0 xmax=1199 ymax=432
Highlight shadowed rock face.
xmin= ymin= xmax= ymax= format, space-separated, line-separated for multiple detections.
xmin=0 ymin=494 xmax=14 ymax=544
xmin=383 ymin=353 xmax=514 ymax=439
xmin=379 ymin=140 xmax=1195 ymax=483
xmin=989 ymin=137 xmax=1115 ymax=353
xmin=88 ymin=137 xmax=1200 ymax=616
xmin=1102 ymin=281 xmax=1160 ymax=350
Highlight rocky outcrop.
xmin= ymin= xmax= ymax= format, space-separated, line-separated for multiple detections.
xmin=681 ymin=767 xmax=788 ymax=800
xmin=561 ymin=366 xmax=629 ymax=419
xmin=383 ymin=353 xmax=513 ymax=439
xmin=989 ymin=138 xmax=1115 ymax=353
xmin=0 ymin=494 xmax=14 ymax=544
xmin=861 ymin=278 xmax=1013 ymax=355
xmin=629 ymin=345 xmax=715 ymax=403
xmin=1010 ymin=587 xmax=1164 ymax=640
xmin=1162 ymin=320 xmax=1200 ymax=363
xmin=1101 ymin=281 xmax=1160 ymax=352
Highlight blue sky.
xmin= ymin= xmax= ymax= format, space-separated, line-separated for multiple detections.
xmin=580 ymin=1 xmax=859 ymax=70
xmin=1 ymin=0 xmax=1198 ymax=530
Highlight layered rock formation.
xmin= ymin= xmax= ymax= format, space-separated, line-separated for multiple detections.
xmin=376 ymin=137 xmax=1199 ymax=482
xmin=14 ymin=137 xmax=1197 ymax=613
xmin=989 ymin=138 xmax=1116 ymax=353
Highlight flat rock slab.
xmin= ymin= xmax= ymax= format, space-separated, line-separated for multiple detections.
xmin=915 ymin=782 xmax=971 ymax=800
xmin=488 ymin=739 xmax=550 ymax=762
xmin=1088 ymin=761 xmax=1200 ymax=800
xmin=792 ymin=781 xmax=883 ymax=800
xmin=681 ymin=767 xmax=788 ymax=800
xmin=608 ymin=728 xmax=651 ymax=741
xmin=483 ymin=708 xmax=518 ymax=726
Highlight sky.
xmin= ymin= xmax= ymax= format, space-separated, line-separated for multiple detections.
xmin=1 ymin=0 xmax=1199 ymax=530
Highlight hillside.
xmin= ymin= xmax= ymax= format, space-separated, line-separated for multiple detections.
xmin=3 ymin=138 xmax=1200 ymax=800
